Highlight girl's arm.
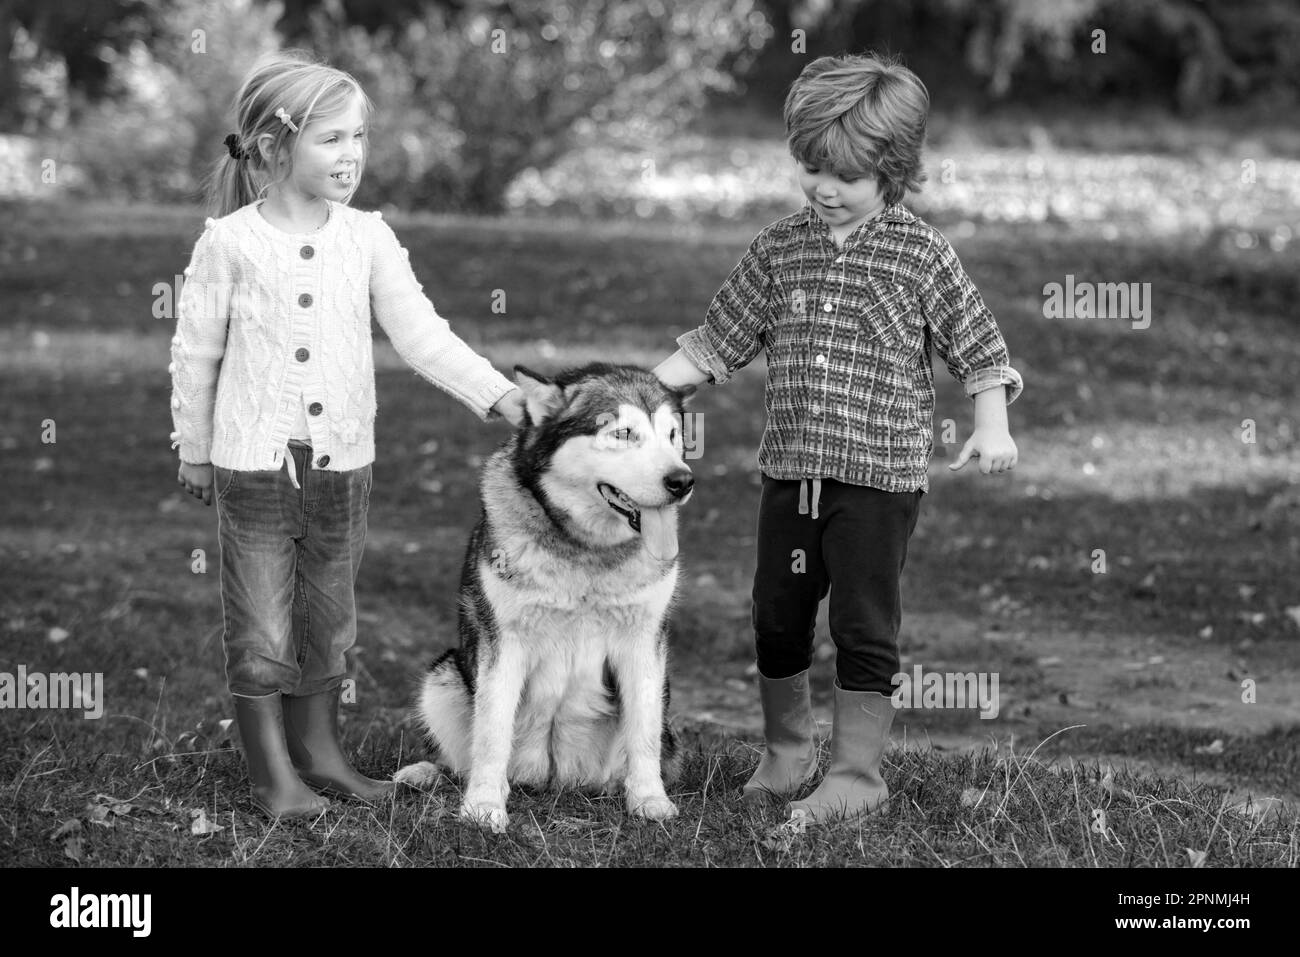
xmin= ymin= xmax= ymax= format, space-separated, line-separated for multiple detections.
xmin=368 ymin=214 xmax=515 ymax=420
xmin=169 ymin=220 xmax=233 ymax=465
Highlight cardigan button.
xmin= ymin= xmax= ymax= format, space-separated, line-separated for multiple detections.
xmin=298 ymin=293 xmax=313 ymax=308
xmin=308 ymin=402 xmax=323 ymax=415
xmin=300 ymin=245 xmax=315 ymax=259
xmin=316 ymin=455 xmax=330 ymax=468
xmin=295 ymin=348 xmax=309 ymax=362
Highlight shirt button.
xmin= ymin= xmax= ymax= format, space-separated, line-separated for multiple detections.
xmin=822 ymin=302 xmax=833 ymax=312
xmin=298 ymin=293 xmax=313 ymax=308
xmin=295 ymin=348 xmax=309 ymax=362
xmin=811 ymin=403 xmax=821 ymax=414
xmin=308 ymin=402 xmax=323 ymax=416
xmin=815 ymin=354 xmax=826 ymax=364
xmin=300 ymin=245 xmax=315 ymax=259
xmin=316 ymin=455 xmax=330 ymax=468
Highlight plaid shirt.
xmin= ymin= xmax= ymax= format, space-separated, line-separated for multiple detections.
xmin=678 ymin=203 xmax=1023 ymax=493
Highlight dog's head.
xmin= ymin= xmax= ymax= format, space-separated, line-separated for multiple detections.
xmin=510 ymin=362 xmax=696 ymax=561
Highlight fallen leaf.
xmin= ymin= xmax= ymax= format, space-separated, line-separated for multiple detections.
xmin=1284 ymin=606 xmax=1300 ymax=630
xmin=1198 ymin=625 xmax=1214 ymax=640
xmin=63 ymin=835 xmax=83 ymax=863
xmin=1237 ymin=584 xmax=1257 ymax=601
xmin=1194 ymin=739 xmax=1225 ymax=755
xmin=189 ymin=808 xmax=225 ymax=835
xmin=47 ymin=626 xmax=69 ymax=643
xmin=1186 ymin=848 xmax=1207 ymax=868
xmin=49 ymin=818 xmax=81 ymax=840
xmin=959 ymin=787 xmax=984 ymax=808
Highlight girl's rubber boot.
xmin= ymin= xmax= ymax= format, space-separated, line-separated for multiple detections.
xmin=282 ymin=685 xmax=395 ymax=803
xmin=231 ymin=692 xmax=332 ymax=819
xmin=788 ymin=686 xmax=895 ymax=825
xmin=741 ymin=669 xmax=819 ymax=806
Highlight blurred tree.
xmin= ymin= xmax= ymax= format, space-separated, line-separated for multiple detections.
xmin=741 ymin=0 xmax=1287 ymax=114
xmin=304 ymin=0 xmax=772 ymax=211
xmin=69 ymin=0 xmax=281 ymax=202
xmin=0 ymin=0 xmax=158 ymax=130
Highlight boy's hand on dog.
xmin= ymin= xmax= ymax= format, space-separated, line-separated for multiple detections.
xmin=178 ymin=461 xmax=215 ymax=505
xmin=949 ymin=428 xmax=1018 ymax=474
xmin=490 ymin=388 xmax=528 ymax=428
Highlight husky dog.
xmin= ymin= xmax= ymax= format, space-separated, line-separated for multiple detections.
xmin=394 ymin=363 xmax=695 ymax=831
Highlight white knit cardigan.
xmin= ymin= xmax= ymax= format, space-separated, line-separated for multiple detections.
xmin=168 ymin=200 xmax=514 ymax=486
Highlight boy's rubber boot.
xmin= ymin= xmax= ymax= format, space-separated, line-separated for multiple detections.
xmin=282 ymin=685 xmax=395 ymax=803
xmin=231 ymin=692 xmax=332 ymax=819
xmin=788 ymin=686 xmax=895 ymax=824
xmin=741 ymin=669 xmax=819 ymax=806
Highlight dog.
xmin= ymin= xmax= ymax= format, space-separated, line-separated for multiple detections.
xmin=394 ymin=363 xmax=695 ymax=831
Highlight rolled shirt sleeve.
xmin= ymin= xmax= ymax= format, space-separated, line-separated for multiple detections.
xmin=920 ymin=236 xmax=1023 ymax=405
xmin=676 ymin=233 xmax=775 ymax=384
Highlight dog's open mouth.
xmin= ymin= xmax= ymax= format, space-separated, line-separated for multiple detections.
xmin=598 ymin=482 xmax=678 ymax=561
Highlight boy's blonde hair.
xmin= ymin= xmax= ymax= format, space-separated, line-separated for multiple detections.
xmin=784 ymin=52 xmax=929 ymax=205
xmin=205 ymin=50 xmax=373 ymax=218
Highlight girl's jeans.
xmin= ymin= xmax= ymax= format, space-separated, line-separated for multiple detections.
xmin=215 ymin=440 xmax=371 ymax=697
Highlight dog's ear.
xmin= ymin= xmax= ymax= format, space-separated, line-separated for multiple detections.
xmin=514 ymin=365 xmax=565 ymax=425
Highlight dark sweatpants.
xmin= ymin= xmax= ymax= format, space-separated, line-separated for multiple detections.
xmin=751 ymin=475 xmax=923 ymax=694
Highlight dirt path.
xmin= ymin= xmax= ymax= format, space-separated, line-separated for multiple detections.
xmin=671 ymin=609 xmax=1300 ymax=806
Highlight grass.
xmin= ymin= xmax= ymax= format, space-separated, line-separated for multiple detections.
xmin=6 ymin=717 xmax=1295 ymax=868
xmin=2 ymin=122 xmax=1299 ymax=865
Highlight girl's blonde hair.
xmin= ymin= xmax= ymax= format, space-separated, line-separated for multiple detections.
xmin=205 ymin=50 xmax=373 ymax=218
xmin=784 ymin=52 xmax=929 ymax=205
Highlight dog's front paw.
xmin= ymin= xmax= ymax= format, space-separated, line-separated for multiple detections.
xmin=459 ymin=800 xmax=509 ymax=833
xmin=628 ymin=793 xmax=678 ymax=822
xmin=393 ymin=761 xmax=443 ymax=790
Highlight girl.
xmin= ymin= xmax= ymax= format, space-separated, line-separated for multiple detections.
xmin=169 ymin=51 xmax=526 ymax=818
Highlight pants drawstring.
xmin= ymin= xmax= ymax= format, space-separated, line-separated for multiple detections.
xmin=796 ymin=478 xmax=823 ymax=520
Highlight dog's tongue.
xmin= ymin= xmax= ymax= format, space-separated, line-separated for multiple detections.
xmin=638 ymin=506 xmax=678 ymax=562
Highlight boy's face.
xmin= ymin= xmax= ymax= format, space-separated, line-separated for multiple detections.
xmin=795 ymin=157 xmax=886 ymax=235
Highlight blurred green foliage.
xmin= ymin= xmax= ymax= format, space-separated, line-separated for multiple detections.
xmin=3 ymin=0 xmax=1298 ymax=209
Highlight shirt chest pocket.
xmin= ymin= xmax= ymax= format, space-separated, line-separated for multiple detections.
xmin=858 ymin=278 xmax=923 ymax=358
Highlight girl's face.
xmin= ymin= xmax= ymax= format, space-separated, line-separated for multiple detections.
xmin=796 ymin=157 xmax=886 ymax=234
xmin=273 ymin=95 xmax=368 ymax=203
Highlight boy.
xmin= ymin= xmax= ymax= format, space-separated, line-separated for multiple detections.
xmin=653 ymin=53 xmax=1022 ymax=825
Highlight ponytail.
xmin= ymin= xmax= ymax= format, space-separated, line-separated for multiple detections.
xmin=203 ymin=146 xmax=265 ymax=219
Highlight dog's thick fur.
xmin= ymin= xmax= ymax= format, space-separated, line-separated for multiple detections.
xmin=394 ymin=363 xmax=695 ymax=831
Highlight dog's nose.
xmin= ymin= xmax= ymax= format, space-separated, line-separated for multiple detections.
xmin=664 ymin=469 xmax=694 ymax=499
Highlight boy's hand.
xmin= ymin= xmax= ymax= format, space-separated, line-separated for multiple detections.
xmin=490 ymin=388 xmax=527 ymax=427
xmin=949 ymin=428 xmax=1018 ymax=474
xmin=178 ymin=461 xmax=215 ymax=505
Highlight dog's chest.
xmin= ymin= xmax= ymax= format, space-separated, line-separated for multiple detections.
xmin=478 ymin=548 xmax=676 ymax=636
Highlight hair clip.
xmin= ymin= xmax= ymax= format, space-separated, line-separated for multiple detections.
xmin=275 ymin=107 xmax=299 ymax=133
xmin=223 ymin=133 xmax=245 ymax=160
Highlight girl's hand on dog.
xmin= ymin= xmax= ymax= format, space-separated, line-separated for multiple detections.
xmin=491 ymin=388 xmax=528 ymax=428
xmin=178 ymin=461 xmax=215 ymax=505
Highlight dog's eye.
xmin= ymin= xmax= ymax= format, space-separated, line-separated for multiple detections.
xmin=611 ymin=428 xmax=635 ymax=442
